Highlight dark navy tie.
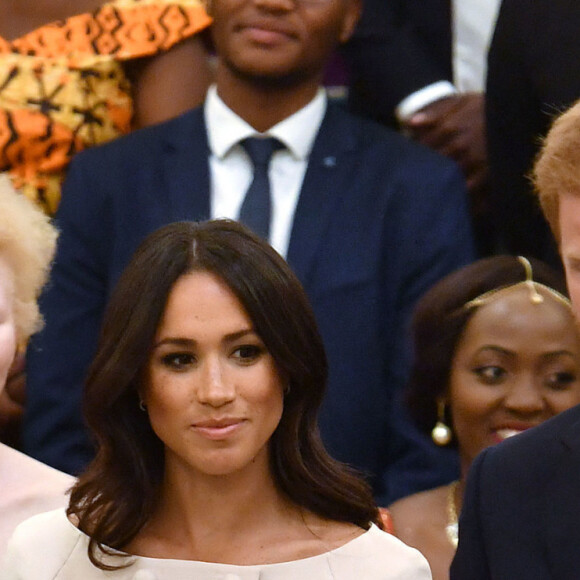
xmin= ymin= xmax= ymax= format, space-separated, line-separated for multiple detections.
xmin=239 ymin=137 xmax=283 ymax=240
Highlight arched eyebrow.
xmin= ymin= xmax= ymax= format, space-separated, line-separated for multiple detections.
xmin=475 ymin=345 xmax=514 ymax=357
xmin=541 ymin=350 xmax=577 ymax=361
xmin=153 ymin=328 xmax=257 ymax=349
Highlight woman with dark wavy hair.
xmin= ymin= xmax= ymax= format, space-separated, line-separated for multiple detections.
xmin=388 ymin=255 xmax=580 ymax=580
xmin=2 ymin=219 xmax=430 ymax=579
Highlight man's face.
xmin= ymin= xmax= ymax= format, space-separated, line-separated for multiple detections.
xmin=210 ymin=0 xmax=360 ymax=86
xmin=559 ymin=193 xmax=580 ymax=314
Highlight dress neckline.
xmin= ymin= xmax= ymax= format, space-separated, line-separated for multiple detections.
xmin=61 ymin=510 xmax=376 ymax=569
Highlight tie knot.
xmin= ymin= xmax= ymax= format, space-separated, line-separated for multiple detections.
xmin=241 ymin=137 xmax=283 ymax=167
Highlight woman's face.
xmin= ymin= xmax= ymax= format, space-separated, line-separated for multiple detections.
xmin=144 ymin=271 xmax=284 ymax=480
xmin=449 ymin=286 xmax=580 ymax=476
xmin=0 ymin=257 xmax=17 ymax=393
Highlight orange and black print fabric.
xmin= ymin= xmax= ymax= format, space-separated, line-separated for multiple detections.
xmin=0 ymin=0 xmax=211 ymax=214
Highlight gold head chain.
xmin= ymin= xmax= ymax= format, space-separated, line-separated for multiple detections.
xmin=464 ymin=256 xmax=571 ymax=310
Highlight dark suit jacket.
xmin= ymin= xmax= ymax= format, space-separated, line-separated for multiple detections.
xmin=24 ymin=103 xmax=473 ymax=503
xmin=451 ymin=404 xmax=580 ymax=579
xmin=343 ymin=0 xmax=452 ymax=127
xmin=486 ymin=0 xmax=580 ymax=267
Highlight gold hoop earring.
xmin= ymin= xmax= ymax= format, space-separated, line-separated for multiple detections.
xmin=431 ymin=400 xmax=452 ymax=446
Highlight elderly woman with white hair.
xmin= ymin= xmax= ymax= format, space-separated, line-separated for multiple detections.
xmin=0 ymin=176 xmax=74 ymax=556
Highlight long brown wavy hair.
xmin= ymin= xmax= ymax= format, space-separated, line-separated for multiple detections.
xmin=68 ymin=219 xmax=381 ymax=570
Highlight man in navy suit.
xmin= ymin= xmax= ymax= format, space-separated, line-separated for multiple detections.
xmin=451 ymin=100 xmax=580 ymax=579
xmin=24 ymin=0 xmax=474 ymax=503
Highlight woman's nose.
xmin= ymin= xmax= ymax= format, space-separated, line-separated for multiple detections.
xmin=503 ymin=376 xmax=544 ymax=415
xmin=196 ymin=358 xmax=235 ymax=407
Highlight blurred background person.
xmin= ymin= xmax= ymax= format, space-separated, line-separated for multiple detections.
xmin=486 ymin=0 xmax=580 ymax=269
xmin=0 ymin=0 xmax=212 ymax=215
xmin=0 ymin=175 xmax=73 ymax=557
xmin=343 ymin=0 xmax=501 ymax=255
xmin=2 ymin=220 xmax=430 ymax=578
xmin=389 ymin=255 xmax=580 ymax=580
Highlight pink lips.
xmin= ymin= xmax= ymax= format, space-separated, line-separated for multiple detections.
xmin=246 ymin=27 xmax=289 ymax=44
xmin=191 ymin=418 xmax=246 ymax=440
xmin=239 ymin=20 xmax=295 ymax=46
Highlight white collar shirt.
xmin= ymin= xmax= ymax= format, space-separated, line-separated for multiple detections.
xmin=205 ymin=85 xmax=327 ymax=258
xmin=452 ymin=0 xmax=502 ymax=92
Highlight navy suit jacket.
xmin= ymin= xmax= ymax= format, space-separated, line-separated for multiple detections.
xmin=451 ymin=404 xmax=580 ymax=579
xmin=343 ymin=0 xmax=452 ymax=127
xmin=25 ymin=102 xmax=473 ymax=503
xmin=486 ymin=0 xmax=580 ymax=267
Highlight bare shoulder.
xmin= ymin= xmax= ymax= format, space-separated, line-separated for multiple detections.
xmin=390 ymin=486 xmax=447 ymax=518
xmin=389 ymin=485 xmax=448 ymax=543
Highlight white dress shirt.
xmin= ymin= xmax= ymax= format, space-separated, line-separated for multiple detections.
xmin=205 ymin=86 xmax=327 ymax=258
xmin=396 ymin=0 xmax=501 ymax=120
xmin=452 ymin=0 xmax=502 ymax=92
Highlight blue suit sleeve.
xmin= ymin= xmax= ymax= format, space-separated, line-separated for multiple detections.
xmin=343 ymin=0 xmax=452 ymax=125
xmin=382 ymin=154 xmax=474 ymax=502
xmin=24 ymin=156 xmax=113 ymax=474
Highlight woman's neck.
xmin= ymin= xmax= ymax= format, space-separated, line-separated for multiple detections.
xmin=130 ymin=460 xmax=307 ymax=563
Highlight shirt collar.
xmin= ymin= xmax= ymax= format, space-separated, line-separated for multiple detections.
xmin=205 ymin=85 xmax=327 ymax=161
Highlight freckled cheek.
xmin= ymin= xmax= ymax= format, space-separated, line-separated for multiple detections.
xmin=245 ymin=381 xmax=284 ymax=426
xmin=144 ymin=374 xmax=193 ymax=415
xmin=248 ymin=387 xmax=284 ymax=414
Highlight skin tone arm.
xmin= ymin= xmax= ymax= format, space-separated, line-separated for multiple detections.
xmin=126 ymin=34 xmax=214 ymax=129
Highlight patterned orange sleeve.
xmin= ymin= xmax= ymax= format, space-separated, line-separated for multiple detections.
xmin=13 ymin=0 xmax=212 ymax=62
xmin=379 ymin=507 xmax=395 ymax=535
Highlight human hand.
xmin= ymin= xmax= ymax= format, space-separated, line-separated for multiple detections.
xmin=402 ymin=93 xmax=488 ymax=198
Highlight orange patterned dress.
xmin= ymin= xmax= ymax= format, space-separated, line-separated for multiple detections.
xmin=0 ymin=0 xmax=211 ymax=214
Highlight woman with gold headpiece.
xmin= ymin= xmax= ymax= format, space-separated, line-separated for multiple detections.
xmin=388 ymin=255 xmax=580 ymax=580
xmin=0 ymin=0 xmax=212 ymax=215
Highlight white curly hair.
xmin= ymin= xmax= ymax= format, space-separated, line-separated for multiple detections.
xmin=0 ymin=175 xmax=58 ymax=343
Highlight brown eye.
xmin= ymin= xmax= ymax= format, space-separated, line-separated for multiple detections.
xmin=232 ymin=344 xmax=263 ymax=363
xmin=545 ymin=371 xmax=576 ymax=390
xmin=161 ymin=353 xmax=195 ymax=370
xmin=474 ymin=366 xmax=506 ymax=384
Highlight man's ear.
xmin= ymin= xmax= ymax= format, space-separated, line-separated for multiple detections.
xmin=338 ymin=0 xmax=362 ymax=44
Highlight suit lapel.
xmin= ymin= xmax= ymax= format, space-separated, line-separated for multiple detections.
xmin=544 ymin=411 xmax=580 ymax=577
xmin=160 ymin=108 xmax=211 ymax=222
xmin=287 ymin=104 xmax=358 ymax=286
